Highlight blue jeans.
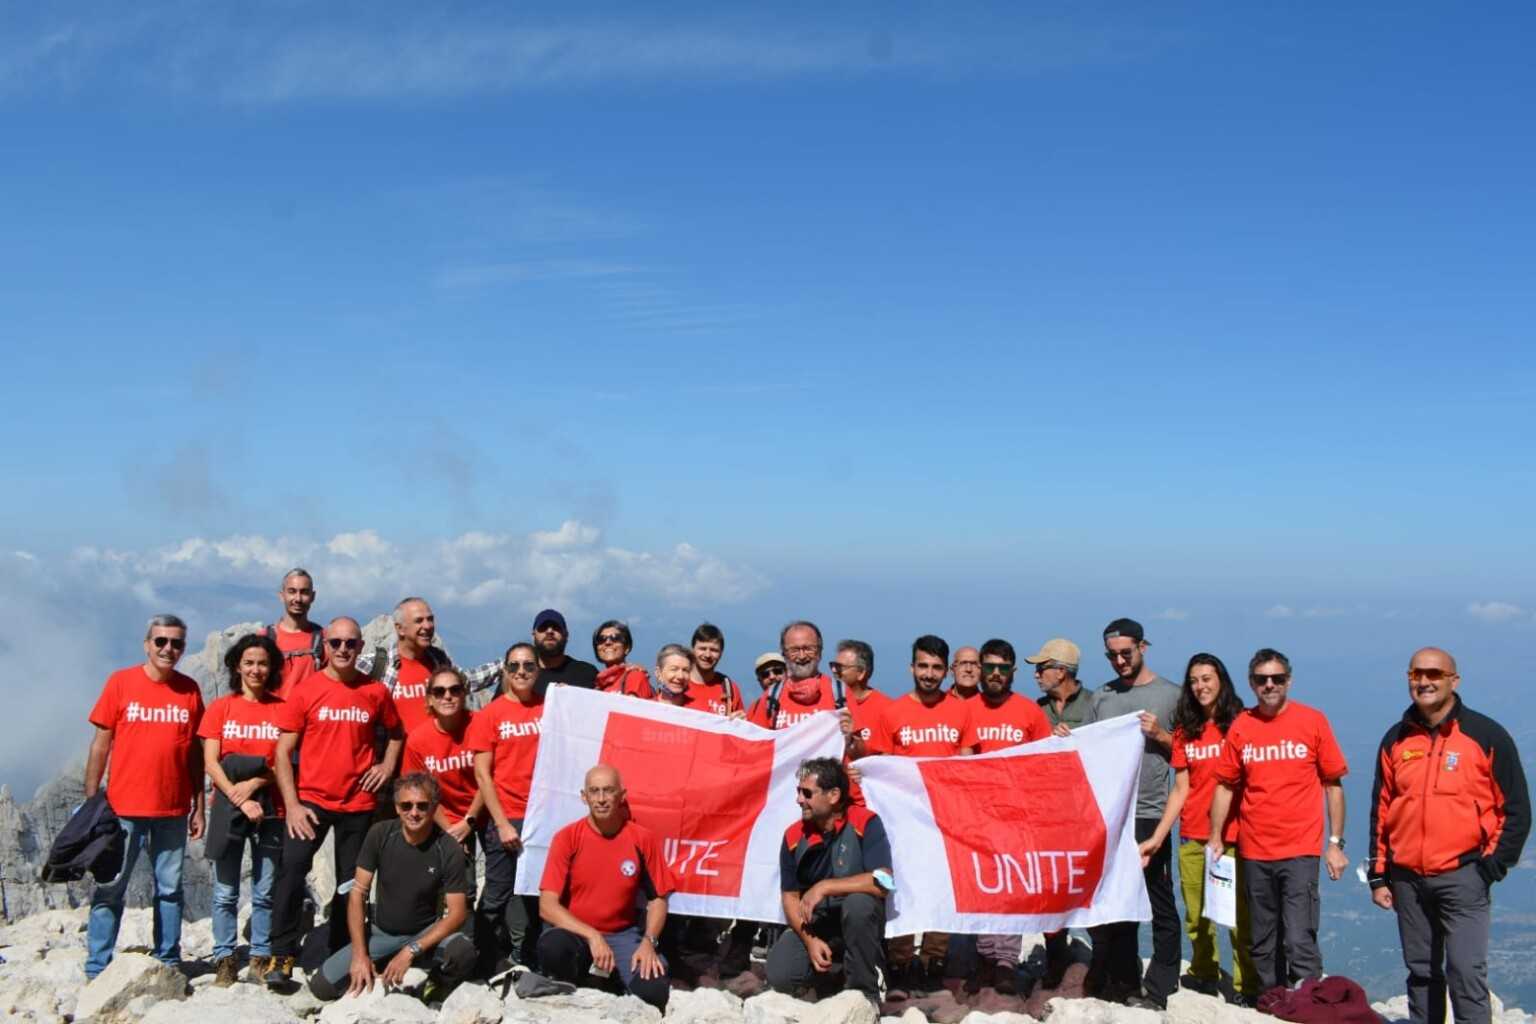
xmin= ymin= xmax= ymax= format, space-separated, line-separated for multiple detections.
xmin=211 ymin=823 xmax=283 ymax=960
xmin=86 ymin=816 xmax=188 ymax=978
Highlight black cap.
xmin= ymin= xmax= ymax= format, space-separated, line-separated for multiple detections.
xmin=1102 ymin=617 xmax=1145 ymax=643
xmin=533 ymin=608 xmax=567 ymax=632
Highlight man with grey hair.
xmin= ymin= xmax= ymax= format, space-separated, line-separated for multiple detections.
xmin=1027 ymin=638 xmax=1097 ymax=736
xmin=266 ymin=567 xmax=324 ymax=697
xmin=83 ymin=614 xmax=207 ymax=979
xmin=359 ymin=597 xmax=502 ymax=735
xmin=747 ymin=621 xmax=845 ymax=730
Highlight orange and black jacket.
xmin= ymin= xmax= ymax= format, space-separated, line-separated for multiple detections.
xmin=1367 ymin=697 xmax=1529 ymax=888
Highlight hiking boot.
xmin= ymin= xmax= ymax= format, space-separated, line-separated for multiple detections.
xmin=213 ymin=955 xmax=240 ymax=988
xmin=245 ymin=955 xmax=272 ymax=985
xmin=718 ymin=934 xmax=753 ymax=978
xmin=965 ymin=958 xmax=995 ymax=993
xmin=1181 ymin=972 xmax=1220 ymax=996
xmin=265 ymin=954 xmax=296 ymax=992
xmin=992 ymin=960 xmax=1018 ymax=996
xmin=923 ymin=956 xmax=948 ymax=990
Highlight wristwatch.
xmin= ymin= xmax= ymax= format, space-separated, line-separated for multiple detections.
xmin=407 ymin=940 xmax=424 ymax=958
xmin=1328 ymin=836 xmax=1346 ymax=850
xmin=641 ymin=934 xmax=659 ymax=947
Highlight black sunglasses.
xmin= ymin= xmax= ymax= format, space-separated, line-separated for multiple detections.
xmin=429 ymin=685 xmax=465 ymax=698
xmin=326 ymin=638 xmax=363 ymax=651
xmin=396 ymin=800 xmax=432 ymax=812
xmin=505 ymin=659 xmax=538 ymax=672
xmin=151 ymin=636 xmax=186 ymax=651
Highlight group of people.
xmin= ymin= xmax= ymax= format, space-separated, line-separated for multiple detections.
xmin=79 ymin=568 xmax=1529 ymax=1024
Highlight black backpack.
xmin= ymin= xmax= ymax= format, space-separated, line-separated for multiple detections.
xmin=764 ymin=673 xmax=845 ymax=729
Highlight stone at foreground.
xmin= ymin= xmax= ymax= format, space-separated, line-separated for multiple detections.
xmin=957 ymin=1012 xmax=1039 ymax=1024
xmin=1042 ymin=996 xmax=1161 ymax=1024
xmin=800 ymin=988 xmax=879 ymax=1024
xmin=1163 ymin=986 xmax=1269 ymax=1024
xmin=667 ymin=985 xmax=746 ymax=1022
xmin=437 ymin=981 xmax=504 ymax=1024
xmin=743 ymin=989 xmax=820 ymax=1024
xmin=317 ymin=982 xmax=438 ymax=1024
xmin=73 ymin=952 xmax=188 ymax=1022
xmin=1373 ymin=991 xmax=1527 ymax=1024
xmin=139 ymin=983 xmax=303 ymax=1024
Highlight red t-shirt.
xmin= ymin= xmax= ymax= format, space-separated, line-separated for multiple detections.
xmin=404 ymin=713 xmax=481 ymax=825
xmin=1171 ymin=720 xmax=1240 ymax=844
xmin=1214 ymin=701 xmax=1348 ymax=860
xmin=199 ymin=692 xmax=288 ymax=817
xmin=539 ymin=818 xmax=676 ymax=934
xmin=596 ymin=664 xmax=653 ymax=699
xmin=845 ymin=689 xmax=892 ymax=806
xmin=746 ymin=676 xmax=841 ymax=730
xmin=464 ymin=692 xmax=544 ymax=819
xmin=89 ymin=666 xmax=205 ymax=818
xmin=962 ymin=693 xmax=1051 ymax=753
xmin=691 ymin=676 xmax=743 ymax=716
xmin=279 ymin=672 xmax=401 ymax=813
xmin=270 ymin=625 xmax=324 ymax=698
xmin=391 ymin=656 xmax=434 ymax=738
xmin=652 ymin=687 xmax=721 ymax=714
xmin=870 ymin=692 xmax=972 ymax=756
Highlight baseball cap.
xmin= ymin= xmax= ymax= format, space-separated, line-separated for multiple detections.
xmin=1024 ymin=639 xmax=1081 ymax=667
xmin=754 ymin=652 xmax=786 ymax=672
xmin=1102 ymin=618 xmax=1145 ymax=643
xmin=532 ymin=609 xmax=567 ymax=632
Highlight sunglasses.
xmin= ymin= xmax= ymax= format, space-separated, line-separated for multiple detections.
xmin=504 ymin=659 xmax=537 ymax=672
xmin=1408 ymin=668 xmax=1454 ymax=682
xmin=1105 ymin=649 xmax=1138 ymax=662
xmin=757 ymin=666 xmax=785 ymax=678
xmin=150 ymin=636 xmax=186 ymax=651
xmin=596 ymin=633 xmax=626 ymax=645
xmin=534 ymin=623 xmax=564 ymax=634
xmin=796 ymin=786 xmax=819 ymax=798
xmin=829 ymin=663 xmax=859 ymax=675
xmin=980 ymin=663 xmax=1014 ymax=675
xmin=326 ymin=638 xmax=363 ymax=651
xmin=1252 ymin=673 xmax=1290 ymax=687
xmin=429 ymin=685 xmax=465 ymax=698
xmin=395 ymin=800 xmax=432 ymax=812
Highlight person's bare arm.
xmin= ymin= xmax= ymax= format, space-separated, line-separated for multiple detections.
xmin=84 ymin=727 xmax=113 ymax=798
xmin=1141 ymin=769 xmax=1190 ymax=865
xmin=346 ymin=869 xmax=376 ymax=996
xmin=1207 ymin=783 xmax=1235 ymax=860
xmin=379 ymin=893 xmax=469 ymax=987
xmin=1324 ymin=781 xmax=1349 ymax=880
xmin=539 ymin=890 xmax=615 ymax=973
xmin=476 ymin=752 xmax=520 ymax=849
xmin=630 ymin=897 xmax=669 ymax=980
xmin=274 ymin=731 xmax=318 ymax=839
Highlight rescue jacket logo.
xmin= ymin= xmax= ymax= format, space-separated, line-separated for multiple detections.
xmin=1444 ymin=752 xmax=1459 ymax=772
xmin=1401 ymin=749 xmax=1425 ymax=762
xmin=620 ymin=859 xmax=637 ymax=877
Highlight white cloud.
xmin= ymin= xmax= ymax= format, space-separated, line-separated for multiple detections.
xmin=1467 ymin=601 xmax=1527 ymax=625
xmin=1151 ymin=608 xmax=1189 ymax=622
xmin=1264 ymin=604 xmax=1295 ymax=619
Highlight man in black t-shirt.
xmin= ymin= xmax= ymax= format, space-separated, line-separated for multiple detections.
xmin=309 ymin=773 xmax=477 ymax=1001
xmin=530 ymin=609 xmax=599 ymax=698
xmin=767 ymin=757 xmax=891 ymax=1004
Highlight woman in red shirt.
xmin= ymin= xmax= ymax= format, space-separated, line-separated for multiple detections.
xmin=591 ymin=620 xmax=653 ymax=699
xmin=199 ymin=633 xmax=288 ymax=986
xmin=1139 ymin=653 xmax=1258 ymax=1005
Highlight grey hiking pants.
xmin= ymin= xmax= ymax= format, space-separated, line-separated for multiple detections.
xmin=1246 ymin=855 xmax=1321 ymax=991
xmin=1388 ymin=862 xmax=1491 ymax=1024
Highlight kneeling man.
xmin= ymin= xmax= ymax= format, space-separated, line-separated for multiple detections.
xmin=768 ymin=757 xmax=891 ymax=1003
xmin=310 ymin=773 xmax=476 ymax=1000
xmin=537 ymin=764 xmax=673 ymax=1010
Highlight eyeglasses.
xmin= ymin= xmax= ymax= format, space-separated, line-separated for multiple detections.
xmin=429 ymin=685 xmax=465 ymax=698
xmin=784 ymin=645 xmax=819 ymax=656
xmin=796 ymin=786 xmax=819 ymax=798
xmin=395 ymin=800 xmax=431 ymax=812
xmin=1105 ymin=649 xmax=1138 ymax=662
xmin=1252 ymin=673 xmax=1290 ymax=687
xmin=1408 ymin=668 xmax=1454 ymax=682
xmin=980 ymin=663 xmax=1014 ymax=675
xmin=326 ymin=638 xmax=363 ymax=651
xmin=150 ymin=636 xmax=186 ymax=651
xmin=829 ymin=662 xmax=859 ymax=675
xmin=954 ymin=660 xmax=981 ymax=669
xmin=596 ymin=633 xmax=626 ymax=645
xmin=504 ymin=659 xmax=537 ymax=673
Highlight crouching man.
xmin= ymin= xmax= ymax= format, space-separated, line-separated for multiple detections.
xmin=536 ymin=764 xmax=673 ymax=1011
xmin=309 ymin=773 xmax=476 ymax=1001
xmin=767 ymin=757 xmax=891 ymax=1004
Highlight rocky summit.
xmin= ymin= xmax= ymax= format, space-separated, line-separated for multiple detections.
xmin=0 ymin=907 xmax=1529 ymax=1024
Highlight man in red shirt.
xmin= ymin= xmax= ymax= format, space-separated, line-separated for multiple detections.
xmin=746 ymin=621 xmax=845 ymax=729
xmin=469 ymin=642 xmax=547 ymax=973
xmin=537 ymin=764 xmax=674 ymax=1010
xmin=83 ymin=614 xmax=206 ymax=980
xmin=689 ymin=622 xmax=743 ymax=716
xmin=862 ymin=635 xmax=973 ymax=994
xmin=1209 ymin=648 xmax=1349 ymax=994
xmin=267 ymin=616 xmax=403 ymax=990
xmin=403 ymin=667 xmax=483 ymax=852
xmin=361 ymin=597 xmax=502 ymax=736
xmin=958 ymin=638 xmax=1050 ymax=993
xmin=265 ymin=568 xmax=324 ymax=697
xmin=948 ymin=646 xmax=982 ymax=701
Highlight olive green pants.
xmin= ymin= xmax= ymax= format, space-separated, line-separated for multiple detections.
xmin=1178 ymin=840 xmax=1257 ymax=997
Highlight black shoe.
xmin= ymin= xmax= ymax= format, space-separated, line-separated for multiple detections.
xmin=718 ymin=935 xmax=753 ymax=978
xmin=923 ymin=957 xmax=948 ymax=990
xmin=992 ymin=961 xmax=1018 ymax=996
xmin=1126 ymin=993 xmax=1167 ymax=1011
xmin=1181 ymin=972 xmax=1220 ymax=996
xmin=965 ymin=958 xmax=995 ymax=994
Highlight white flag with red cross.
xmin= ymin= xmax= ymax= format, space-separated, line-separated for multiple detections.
xmin=857 ymin=714 xmax=1150 ymax=936
xmin=515 ymin=686 xmax=845 ymax=921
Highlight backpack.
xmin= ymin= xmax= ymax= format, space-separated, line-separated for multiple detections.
xmin=764 ymin=673 xmax=845 ymax=730
xmin=264 ymin=624 xmax=325 ymax=669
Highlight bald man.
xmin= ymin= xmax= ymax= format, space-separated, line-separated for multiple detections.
xmin=536 ymin=765 xmax=675 ymax=1010
xmin=949 ymin=646 xmax=982 ymax=700
xmin=1367 ymin=648 xmax=1529 ymax=1024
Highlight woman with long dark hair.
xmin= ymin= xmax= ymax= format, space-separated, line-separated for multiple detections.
xmin=1139 ymin=653 xmax=1258 ymax=1005
xmin=199 ymin=632 xmax=289 ymax=986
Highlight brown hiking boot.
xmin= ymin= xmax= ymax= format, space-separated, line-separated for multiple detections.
xmin=213 ymin=955 xmax=240 ymax=987
xmin=265 ymin=954 xmax=296 ymax=992
xmin=246 ymin=955 xmax=272 ymax=985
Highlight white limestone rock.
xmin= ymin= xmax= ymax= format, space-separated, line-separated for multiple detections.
xmin=73 ymin=952 xmax=188 ymax=1022
xmin=316 ymin=981 xmax=438 ymax=1024
xmin=605 ymin=992 xmax=665 ymax=1023
xmin=958 ymin=1012 xmax=1041 ymax=1024
xmin=800 ymin=989 xmax=878 ymax=1024
xmin=139 ymin=982 xmax=304 ymax=1024
xmin=666 ymin=985 xmax=746 ymax=1022
xmin=1164 ymin=986 xmax=1268 ymax=1024
xmin=437 ymin=981 xmax=505 ymax=1024
xmin=742 ymin=989 xmax=819 ymax=1024
xmin=1042 ymin=996 xmax=1163 ymax=1024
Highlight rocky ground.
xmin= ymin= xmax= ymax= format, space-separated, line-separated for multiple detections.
xmin=1 ymin=907 xmax=1529 ymax=1024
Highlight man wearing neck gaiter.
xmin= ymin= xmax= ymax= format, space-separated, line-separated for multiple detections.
xmin=746 ymin=621 xmax=843 ymax=730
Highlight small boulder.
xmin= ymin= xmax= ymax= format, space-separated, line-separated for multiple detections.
xmin=1042 ymin=996 xmax=1162 ymax=1024
xmin=317 ymin=982 xmax=438 ymax=1024
xmin=802 ymin=989 xmax=879 ymax=1024
xmin=140 ymin=983 xmax=303 ymax=1024
xmin=74 ymin=952 xmax=188 ymax=1022
xmin=667 ymin=985 xmax=746 ymax=1022
xmin=743 ymin=989 xmax=818 ymax=1024
xmin=437 ymin=981 xmax=504 ymax=1024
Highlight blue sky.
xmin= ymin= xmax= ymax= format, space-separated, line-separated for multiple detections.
xmin=3 ymin=1 xmax=1534 ymax=814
